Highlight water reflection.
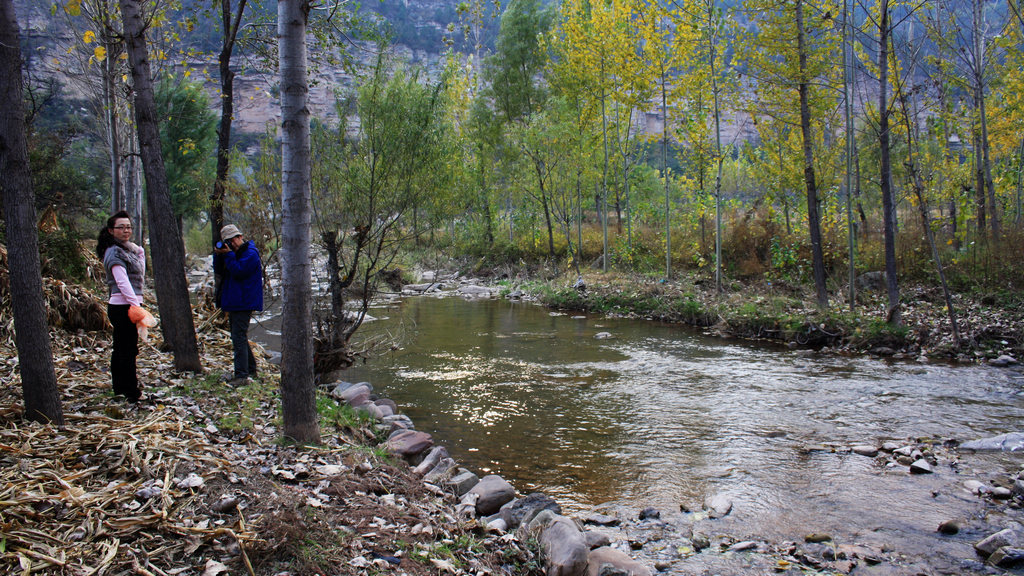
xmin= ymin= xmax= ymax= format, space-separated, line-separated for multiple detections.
xmin=337 ymin=296 xmax=1024 ymax=566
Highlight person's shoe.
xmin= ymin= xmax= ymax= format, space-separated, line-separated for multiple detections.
xmin=225 ymin=377 xmax=248 ymax=388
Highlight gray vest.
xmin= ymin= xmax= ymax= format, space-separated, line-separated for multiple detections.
xmin=103 ymin=245 xmax=144 ymax=297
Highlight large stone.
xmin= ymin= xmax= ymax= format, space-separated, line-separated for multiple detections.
xmin=704 ymin=494 xmax=733 ymax=518
xmin=374 ymin=402 xmax=395 ymax=418
xmin=584 ymin=530 xmax=612 ymax=550
xmin=412 ymin=446 xmax=449 ymax=476
xmin=852 ymin=445 xmax=879 ymax=457
xmin=587 ymin=546 xmax=651 ymax=576
xmin=990 ymin=355 xmax=1019 ymax=367
xmin=501 ymin=492 xmax=562 ymax=529
xmin=976 ymin=527 xmax=1024 ymax=557
xmin=989 ymin=547 xmax=1024 ymax=567
xmin=382 ymin=414 xmax=415 ymax=432
xmin=404 ymin=282 xmax=443 ymax=293
xmin=909 ymin=459 xmax=933 ymax=474
xmin=457 ymin=284 xmax=493 ymax=297
xmin=961 ymin=433 xmax=1024 ymax=452
xmin=583 ymin=513 xmax=620 ymax=526
xmin=339 ymin=383 xmax=372 ymax=406
xmin=541 ymin=516 xmax=589 ymax=576
xmin=385 ymin=429 xmax=433 ymax=459
xmin=468 ymin=474 xmax=516 ymax=516
xmin=422 ymin=458 xmax=458 ymax=484
xmin=444 ymin=470 xmax=480 ymax=497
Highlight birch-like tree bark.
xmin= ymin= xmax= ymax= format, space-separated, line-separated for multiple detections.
xmin=279 ymin=0 xmax=320 ymax=444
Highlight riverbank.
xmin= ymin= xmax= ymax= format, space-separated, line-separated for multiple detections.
xmin=0 ymin=316 xmax=544 ymax=575
xmin=502 ymin=269 xmax=1023 ymax=365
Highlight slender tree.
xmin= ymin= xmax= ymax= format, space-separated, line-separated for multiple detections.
xmin=210 ymin=0 xmax=248 ymax=247
xmin=279 ymin=0 xmax=320 ymax=444
xmin=119 ymin=0 xmax=202 ymax=370
xmin=795 ymin=0 xmax=828 ymax=308
xmin=0 ymin=0 xmax=64 ymax=425
xmin=876 ymin=0 xmax=900 ymax=324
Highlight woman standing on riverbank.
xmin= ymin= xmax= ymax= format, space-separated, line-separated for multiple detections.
xmin=96 ymin=211 xmax=146 ymax=402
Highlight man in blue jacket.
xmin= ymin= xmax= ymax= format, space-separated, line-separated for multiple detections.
xmin=214 ymin=224 xmax=263 ymax=385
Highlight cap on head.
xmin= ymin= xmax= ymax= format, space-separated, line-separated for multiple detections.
xmin=221 ymin=224 xmax=243 ymax=241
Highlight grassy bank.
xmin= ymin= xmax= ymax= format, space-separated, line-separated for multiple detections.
xmin=508 ymin=270 xmax=1022 ymax=364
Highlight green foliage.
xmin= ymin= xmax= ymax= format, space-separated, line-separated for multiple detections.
xmin=28 ymin=125 xmax=105 ymax=224
xmin=316 ymin=395 xmax=375 ymax=430
xmin=183 ymin=221 xmax=213 ymax=257
xmin=38 ymin=227 xmax=87 ymax=280
xmin=483 ymin=0 xmax=553 ymax=123
xmin=156 ymin=77 xmax=217 ymax=222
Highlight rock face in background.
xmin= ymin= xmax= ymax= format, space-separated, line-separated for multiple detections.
xmin=13 ymin=0 xmax=759 ymax=147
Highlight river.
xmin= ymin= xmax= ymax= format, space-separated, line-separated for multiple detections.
xmin=268 ymin=293 xmax=1024 ymax=572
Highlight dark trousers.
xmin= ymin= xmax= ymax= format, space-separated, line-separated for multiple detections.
xmin=229 ymin=310 xmax=257 ymax=379
xmin=108 ymin=303 xmax=141 ymax=400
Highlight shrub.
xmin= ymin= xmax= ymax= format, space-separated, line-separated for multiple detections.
xmin=39 ymin=227 xmax=87 ymax=280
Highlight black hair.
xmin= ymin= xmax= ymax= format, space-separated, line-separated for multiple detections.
xmin=96 ymin=210 xmax=132 ymax=259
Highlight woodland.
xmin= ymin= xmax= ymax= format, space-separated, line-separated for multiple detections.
xmin=2 ymin=0 xmax=1024 ymax=431
xmin=1 ymin=0 xmax=1023 ymax=573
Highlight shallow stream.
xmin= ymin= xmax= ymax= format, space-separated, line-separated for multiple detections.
xmin=263 ymin=294 xmax=1024 ymax=572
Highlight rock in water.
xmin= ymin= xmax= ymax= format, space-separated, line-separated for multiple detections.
xmin=961 ymin=432 xmax=1024 ymax=452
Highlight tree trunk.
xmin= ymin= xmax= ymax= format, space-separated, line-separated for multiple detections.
xmin=661 ymin=63 xmax=671 ymax=279
xmin=894 ymin=83 xmax=962 ymax=348
xmin=279 ymin=0 xmax=320 ymax=444
xmin=211 ymin=0 xmax=247 ymax=246
xmin=796 ymin=0 xmax=828 ymax=309
xmin=843 ymin=0 xmax=856 ymax=310
xmin=978 ymin=84 xmax=999 ymax=242
xmin=0 ymin=0 xmax=64 ymax=425
xmin=119 ymin=0 xmax=202 ymax=371
xmin=600 ymin=57 xmax=609 ymax=272
xmin=104 ymin=49 xmax=122 ymax=213
xmin=877 ymin=0 xmax=900 ymax=324
xmin=973 ymin=0 xmax=999 ymax=242
xmin=709 ymin=5 xmax=724 ymax=295
xmin=534 ymin=159 xmax=556 ymax=258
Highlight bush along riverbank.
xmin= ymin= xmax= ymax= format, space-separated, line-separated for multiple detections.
xmin=515 ymin=270 xmax=1022 ymax=366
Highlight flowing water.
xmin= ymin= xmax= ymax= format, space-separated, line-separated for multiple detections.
xmin=262 ymin=294 xmax=1024 ymax=572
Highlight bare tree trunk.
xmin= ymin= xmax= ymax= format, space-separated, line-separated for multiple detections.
xmin=119 ymin=0 xmax=202 ymax=371
xmin=843 ymin=0 xmax=856 ymax=310
xmin=104 ymin=53 xmax=122 ymax=212
xmin=878 ymin=0 xmax=900 ymax=325
xmin=708 ymin=2 xmax=724 ymax=295
xmin=211 ymin=0 xmax=248 ymax=245
xmin=600 ymin=58 xmax=609 ymax=272
xmin=796 ymin=0 xmax=828 ymax=308
xmin=0 ymin=0 xmax=64 ymax=425
xmin=898 ymin=112 xmax=962 ymax=349
xmin=101 ymin=0 xmax=123 ymax=214
xmin=279 ymin=0 xmax=320 ymax=444
xmin=978 ymin=84 xmax=999 ymax=241
xmin=661 ymin=62 xmax=671 ymax=279
xmin=973 ymin=0 xmax=1000 ymax=242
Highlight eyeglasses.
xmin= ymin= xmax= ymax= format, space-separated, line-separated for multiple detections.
xmin=113 ymin=225 xmax=133 ymax=230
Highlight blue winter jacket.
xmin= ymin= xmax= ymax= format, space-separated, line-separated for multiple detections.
xmin=216 ymin=240 xmax=264 ymax=312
